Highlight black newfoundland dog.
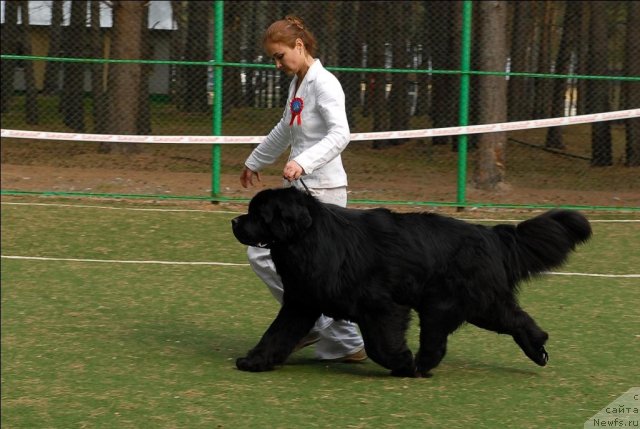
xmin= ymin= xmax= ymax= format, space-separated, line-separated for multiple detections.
xmin=232 ymin=187 xmax=591 ymax=377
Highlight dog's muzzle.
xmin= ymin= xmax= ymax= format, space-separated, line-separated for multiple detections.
xmin=231 ymin=216 xmax=272 ymax=248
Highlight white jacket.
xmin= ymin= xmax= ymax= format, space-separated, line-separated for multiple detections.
xmin=244 ymin=60 xmax=350 ymax=188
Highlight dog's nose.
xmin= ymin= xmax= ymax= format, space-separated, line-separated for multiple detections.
xmin=231 ymin=217 xmax=239 ymax=226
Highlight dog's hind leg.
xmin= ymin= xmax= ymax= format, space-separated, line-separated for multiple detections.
xmin=357 ymin=305 xmax=416 ymax=377
xmin=468 ymin=305 xmax=549 ymax=366
xmin=415 ymin=305 xmax=466 ymax=377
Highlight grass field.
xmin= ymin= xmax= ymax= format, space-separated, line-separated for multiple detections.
xmin=1 ymin=197 xmax=639 ymax=428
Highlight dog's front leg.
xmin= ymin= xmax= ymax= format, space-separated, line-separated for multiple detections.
xmin=236 ymin=303 xmax=319 ymax=372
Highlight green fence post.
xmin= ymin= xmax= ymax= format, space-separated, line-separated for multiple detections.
xmin=211 ymin=1 xmax=224 ymax=200
xmin=456 ymin=0 xmax=473 ymax=210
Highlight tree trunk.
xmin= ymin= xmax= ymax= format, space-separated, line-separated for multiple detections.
xmin=415 ymin=1 xmax=432 ymax=118
xmin=508 ymin=0 xmax=535 ymax=121
xmin=586 ymin=1 xmax=612 ymax=167
xmin=533 ymin=1 xmax=555 ymax=120
xmin=42 ymin=0 xmax=64 ymax=95
xmin=237 ymin=2 xmax=254 ymax=107
xmin=296 ymin=2 xmax=324 ymax=59
xmin=183 ymin=1 xmax=210 ymax=113
xmin=336 ymin=1 xmax=361 ymax=128
xmin=91 ymin=0 xmax=107 ymax=138
xmin=429 ymin=1 xmax=458 ymax=146
xmin=369 ymin=2 xmax=390 ymax=148
xmin=1 ymin=1 xmax=19 ymax=113
xmin=223 ymin=1 xmax=243 ymax=114
xmin=577 ymin=2 xmax=590 ymax=115
xmin=386 ymin=1 xmax=411 ymax=147
xmin=546 ymin=1 xmax=580 ymax=149
xmin=624 ymin=1 xmax=640 ymax=167
xmin=473 ymin=1 xmax=508 ymax=191
xmin=169 ymin=0 xmax=187 ymax=109
xmin=253 ymin=2 xmax=270 ymax=108
xmin=137 ymin=4 xmax=151 ymax=136
xmin=106 ymin=1 xmax=146 ymax=153
xmin=20 ymin=1 xmax=39 ymax=124
xmin=322 ymin=1 xmax=338 ymax=66
xmin=61 ymin=0 xmax=87 ymax=132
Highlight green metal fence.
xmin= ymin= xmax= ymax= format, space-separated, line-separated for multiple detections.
xmin=1 ymin=1 xmax=639 ymax=210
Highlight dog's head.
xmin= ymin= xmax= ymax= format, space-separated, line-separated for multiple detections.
xmin=232 ymin=187 xmax=314 ymax=248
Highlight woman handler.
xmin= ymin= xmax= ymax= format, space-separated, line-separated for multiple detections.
xmin=240 ymin=15 xmax=366 ymax=363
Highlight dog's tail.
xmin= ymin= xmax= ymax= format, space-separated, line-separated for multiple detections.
xmin=493 ymin=210 xmax=592 ymax=286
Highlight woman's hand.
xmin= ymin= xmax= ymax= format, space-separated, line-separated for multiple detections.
xmin=283 ymin=160 xmax=304 ymax=182
xmin=240 ymin=166 xmax=261 ymax=188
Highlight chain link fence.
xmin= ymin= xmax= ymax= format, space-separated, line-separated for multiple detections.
xmin=1 ymin=1 xmax=639 ymax=209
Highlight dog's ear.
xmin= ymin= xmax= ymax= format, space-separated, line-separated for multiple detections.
xmin=281 ymin=201 xmax=312 ymax=229
xmin=268 ymin=198 xmax=312 ymax=242
xmin=251 ymin=188 xmax=277 ymax=224
xmin=259 ymin=199 xmax=276 ymax=224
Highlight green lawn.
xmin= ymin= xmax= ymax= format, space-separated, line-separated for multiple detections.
xmin=2 ymin=199 xmax=638 ymax=428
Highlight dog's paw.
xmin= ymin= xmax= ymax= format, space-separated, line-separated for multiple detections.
xmin=415 ymin=370 xmax=434 ymax=378
xmin=390 ymin=365 xmax=419 ymax=378
xmin=537 ymin=347 xmax=549 ymax=366
xmin=236 ymin=356 xmax=273 ymax=372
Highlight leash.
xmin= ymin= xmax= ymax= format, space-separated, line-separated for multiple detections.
xmin=297 ymin=176 xmax=351 ymax=225
xmin=298 ymin=177 xmax=311 ymax=194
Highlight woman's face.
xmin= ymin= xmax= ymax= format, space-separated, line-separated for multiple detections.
xmin=264 ymin=40 xmax=303 ymax=76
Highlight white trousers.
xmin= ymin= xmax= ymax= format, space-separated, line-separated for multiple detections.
xmin=246 ymin=184 xmax=364 ymax=359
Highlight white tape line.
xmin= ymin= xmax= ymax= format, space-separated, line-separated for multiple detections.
xmin=2 ymin=255 xmax=638 ymax=277
xmin=1 ymin=201 xmax=241 ymax=214
xmin=2 ymin=201 xmax=638 ymax=220
xmin=460 ymin=218 xmax=640 ymax=223
xmin=0 ymin=255 xmax=250 ymax=266
xmin=3 ymin=109 xmax=639 ymax=144
xmin=544 ymin=271 xmax=640 ymax=278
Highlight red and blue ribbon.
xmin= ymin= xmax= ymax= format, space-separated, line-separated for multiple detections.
xmin=289 ymin=97 xmax=304 ymax=126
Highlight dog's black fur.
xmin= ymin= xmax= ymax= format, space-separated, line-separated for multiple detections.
xmin=231 ymin=187 xmax=592 ymax=377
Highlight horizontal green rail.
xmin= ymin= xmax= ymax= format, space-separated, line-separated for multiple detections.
xmin=2 ymin=54 xmax=639 ymax=81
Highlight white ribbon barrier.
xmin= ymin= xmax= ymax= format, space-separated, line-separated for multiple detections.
xmin=2 ymin=108 xmax=639 ymax=144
